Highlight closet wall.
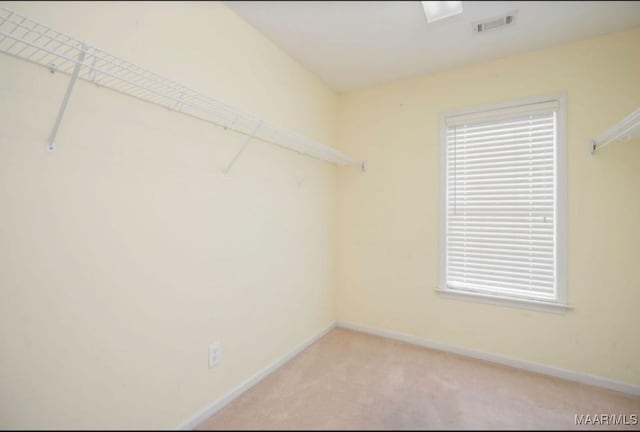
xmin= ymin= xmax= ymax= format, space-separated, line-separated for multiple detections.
xmin=336 ymin=26 xmax=640 ymax=385
xmin=0 ymin=2 xmax=338 ymax=428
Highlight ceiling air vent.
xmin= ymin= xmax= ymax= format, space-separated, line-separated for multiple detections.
xmin=472 ymin=12 xmax=517 ymax=34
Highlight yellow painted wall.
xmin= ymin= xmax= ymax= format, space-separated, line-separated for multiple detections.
xmin=337 ymin=27 xmax=640 ymax=385
xmin=2 ymin=1 xmax=639 ymax=428
xmin=0 ymin=2 xmax=337 ymax=428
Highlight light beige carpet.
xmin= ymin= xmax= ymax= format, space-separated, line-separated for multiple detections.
xmin=198 ymin=328 xmax=640 ymax=430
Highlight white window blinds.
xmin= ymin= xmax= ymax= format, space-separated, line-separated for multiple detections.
xmin=444 ymin=100 xmax=560 ymax=302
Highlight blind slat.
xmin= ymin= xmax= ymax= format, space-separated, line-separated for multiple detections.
xmin=448 ymin=253 xmax=553 ymax=266
xmin=447 ymin=135 xmax=554 ymax=148
xmin=447 ymin=115 xmax=553 ymax=132
xmin=448 ymin=281 xmax=554 ymax=298
xmin=448 ymin=259 xmax=554 ymax=274
xmin=448 ymin=246 xmax=553 ymax=259
xmin=447 ymin=120 xmax=553 ymax=139
xmin=447 ymin=140 xmax=554 ymax=155
xmin=448 ymin=272 xmax=554 ymax=292
xmin=448 ymin=267 xmax=554 ymax=284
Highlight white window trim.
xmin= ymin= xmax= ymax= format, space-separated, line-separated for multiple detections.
xmin=438 ymin=94 xmax=569 ymax=312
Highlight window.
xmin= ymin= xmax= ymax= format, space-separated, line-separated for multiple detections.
xmin=439 ymin=96 xmax=566 ymax=309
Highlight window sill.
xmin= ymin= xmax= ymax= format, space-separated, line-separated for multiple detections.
xmin=435 ymin=288 xmax=572 ymax=314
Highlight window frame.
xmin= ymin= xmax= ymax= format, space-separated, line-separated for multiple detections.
xmin=438 ymin=94 xmax=568 ymax=313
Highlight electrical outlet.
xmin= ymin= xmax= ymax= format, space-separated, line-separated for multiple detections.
xmin=209 ymin=342 xmax=221 ymax=368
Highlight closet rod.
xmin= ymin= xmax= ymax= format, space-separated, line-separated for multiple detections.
xmin=0 ymin=7 xmax=365 ymax=170
xmin=590 ymin=107 xmax=640 ymax=154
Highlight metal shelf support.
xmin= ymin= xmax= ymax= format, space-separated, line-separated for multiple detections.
xmin=224 ymin=120 xmax=263 ymax=175
xmin=47 ymin=43 xmax=87 ymax=151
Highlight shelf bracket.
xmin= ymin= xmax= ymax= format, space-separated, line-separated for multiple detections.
xmin=47 ymin=43 xmax=87 ymax=151
xmin=590 ymin=107 xmax=640 ymax=155
xmin=88 ymin=52 xmax=98 ymax=83
xmin=223 ymin=120 xmax=263 ymax=175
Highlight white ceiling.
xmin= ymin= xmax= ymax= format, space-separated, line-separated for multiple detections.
xmin=226 ymin=1 xmax=640 ymax=92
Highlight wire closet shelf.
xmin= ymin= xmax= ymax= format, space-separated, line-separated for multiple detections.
xmin=590 ymin=107 xmax=640 ymax=154
xmin=0 ymin=7 xmax=364 ymax=170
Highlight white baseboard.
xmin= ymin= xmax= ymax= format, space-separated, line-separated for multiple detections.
xmin=177 ymin=319 xmax=639 ymax=430
xmin=337 ymin=320 xmax=640 ymax=396
xmin=176 ymin=322 xmax=337 ymax=430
